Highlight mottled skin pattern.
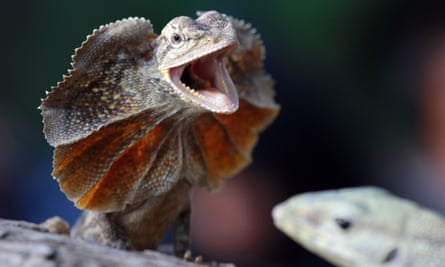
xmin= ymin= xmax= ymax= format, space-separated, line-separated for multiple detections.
xmin=40 ymin=11 xmax=279 ymax=252
xmin=273 ymin=187 xmax=445 ymax=267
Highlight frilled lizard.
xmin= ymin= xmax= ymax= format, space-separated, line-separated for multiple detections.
xmin=272 ymin=187 xmax=445 ymax=267
xmin=40 ymin=11 xmax=279 ymax=255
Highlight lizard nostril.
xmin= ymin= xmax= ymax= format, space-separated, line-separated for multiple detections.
xmin=382 ymin=247 xmax=398 ymax=263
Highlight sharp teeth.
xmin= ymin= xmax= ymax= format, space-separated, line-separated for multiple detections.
xmin=182 ymin=83 xmax=204 ymax=99
xmin=181 ymin=81 xmax=198 ymax=93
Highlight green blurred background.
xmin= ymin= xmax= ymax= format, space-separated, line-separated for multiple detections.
xmin=2 ymin=0 xmax=445 ymax=266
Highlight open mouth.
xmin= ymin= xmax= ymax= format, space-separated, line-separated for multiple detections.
xmin=166 ymin=45 xmax=239 ymax=113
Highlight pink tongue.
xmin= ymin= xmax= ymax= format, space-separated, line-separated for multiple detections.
xmin=198 ymin=59 xmax=239 ymax=112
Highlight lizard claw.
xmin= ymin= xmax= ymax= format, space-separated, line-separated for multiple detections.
xmin=183 ymin=250 xmax=203 ymax=264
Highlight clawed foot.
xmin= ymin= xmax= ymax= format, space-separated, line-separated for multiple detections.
xmin=71 ymin=211 xmax=133 ymax=250
xmin=183 ymin=249 xmax=203 ymax=264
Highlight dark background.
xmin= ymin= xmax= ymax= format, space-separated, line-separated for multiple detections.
xmin=1 ymin=1 xmax=445 ymax=266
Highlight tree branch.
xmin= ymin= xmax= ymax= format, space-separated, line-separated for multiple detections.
xmin=0 ymin=218 xmax=234 ymax=267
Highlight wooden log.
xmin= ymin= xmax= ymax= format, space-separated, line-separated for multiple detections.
xmin=0 ymin=218 xmax=234 ymax=267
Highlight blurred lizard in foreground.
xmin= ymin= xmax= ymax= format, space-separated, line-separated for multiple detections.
xmin=40 ymin=10 xmax=279 ymax=256
xmin=272 ymin=187 xmax=445 ymax=267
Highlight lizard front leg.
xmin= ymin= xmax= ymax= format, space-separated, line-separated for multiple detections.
xmin=72 ymin=211 xmax=133 ymax=250
xmin=173 ymin=202 xmax=192 ymax=257
xmin=72 ymin=179 xmax=192 ymax=253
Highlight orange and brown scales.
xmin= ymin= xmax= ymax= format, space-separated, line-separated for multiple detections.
xmin=40 ymin=11 xmax=279 ymax=250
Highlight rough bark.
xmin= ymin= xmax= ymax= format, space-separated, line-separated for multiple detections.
xmin=0 ymin=218 xmax=234 ymax=267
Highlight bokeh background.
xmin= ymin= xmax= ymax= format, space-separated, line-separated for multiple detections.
xmin=2 ymin=1 xmax=445 ymax=266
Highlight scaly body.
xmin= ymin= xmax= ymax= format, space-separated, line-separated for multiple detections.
xmin=40 ymin=11 xmax=279 ymax=252
xmin=272 ymin=187 xmax=445 ymax=267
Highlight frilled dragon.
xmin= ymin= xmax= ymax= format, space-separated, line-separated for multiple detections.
xmin=40 ymin=11 xmax=279 ymax=254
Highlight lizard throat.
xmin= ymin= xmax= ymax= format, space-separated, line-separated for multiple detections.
xmin=167 ymin=48 xmax=239 ymax=113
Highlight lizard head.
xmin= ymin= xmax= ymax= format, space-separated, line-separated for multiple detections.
xmin=272 ymin=187 xmax=409 ymax=267
xmin=155 ymin=11 xmax=239 ymax=113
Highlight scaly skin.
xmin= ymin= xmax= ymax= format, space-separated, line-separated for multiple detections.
xmin=40 ymin=11 xmax=279 ymax=252
xmin=273 ymin=187 xmax=445 ymax=267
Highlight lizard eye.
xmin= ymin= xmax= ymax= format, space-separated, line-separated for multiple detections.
xmin=335 ymin=218 xmax=352 ymax=231
xmin=170 ymin=33 xmax=185 ymax=47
